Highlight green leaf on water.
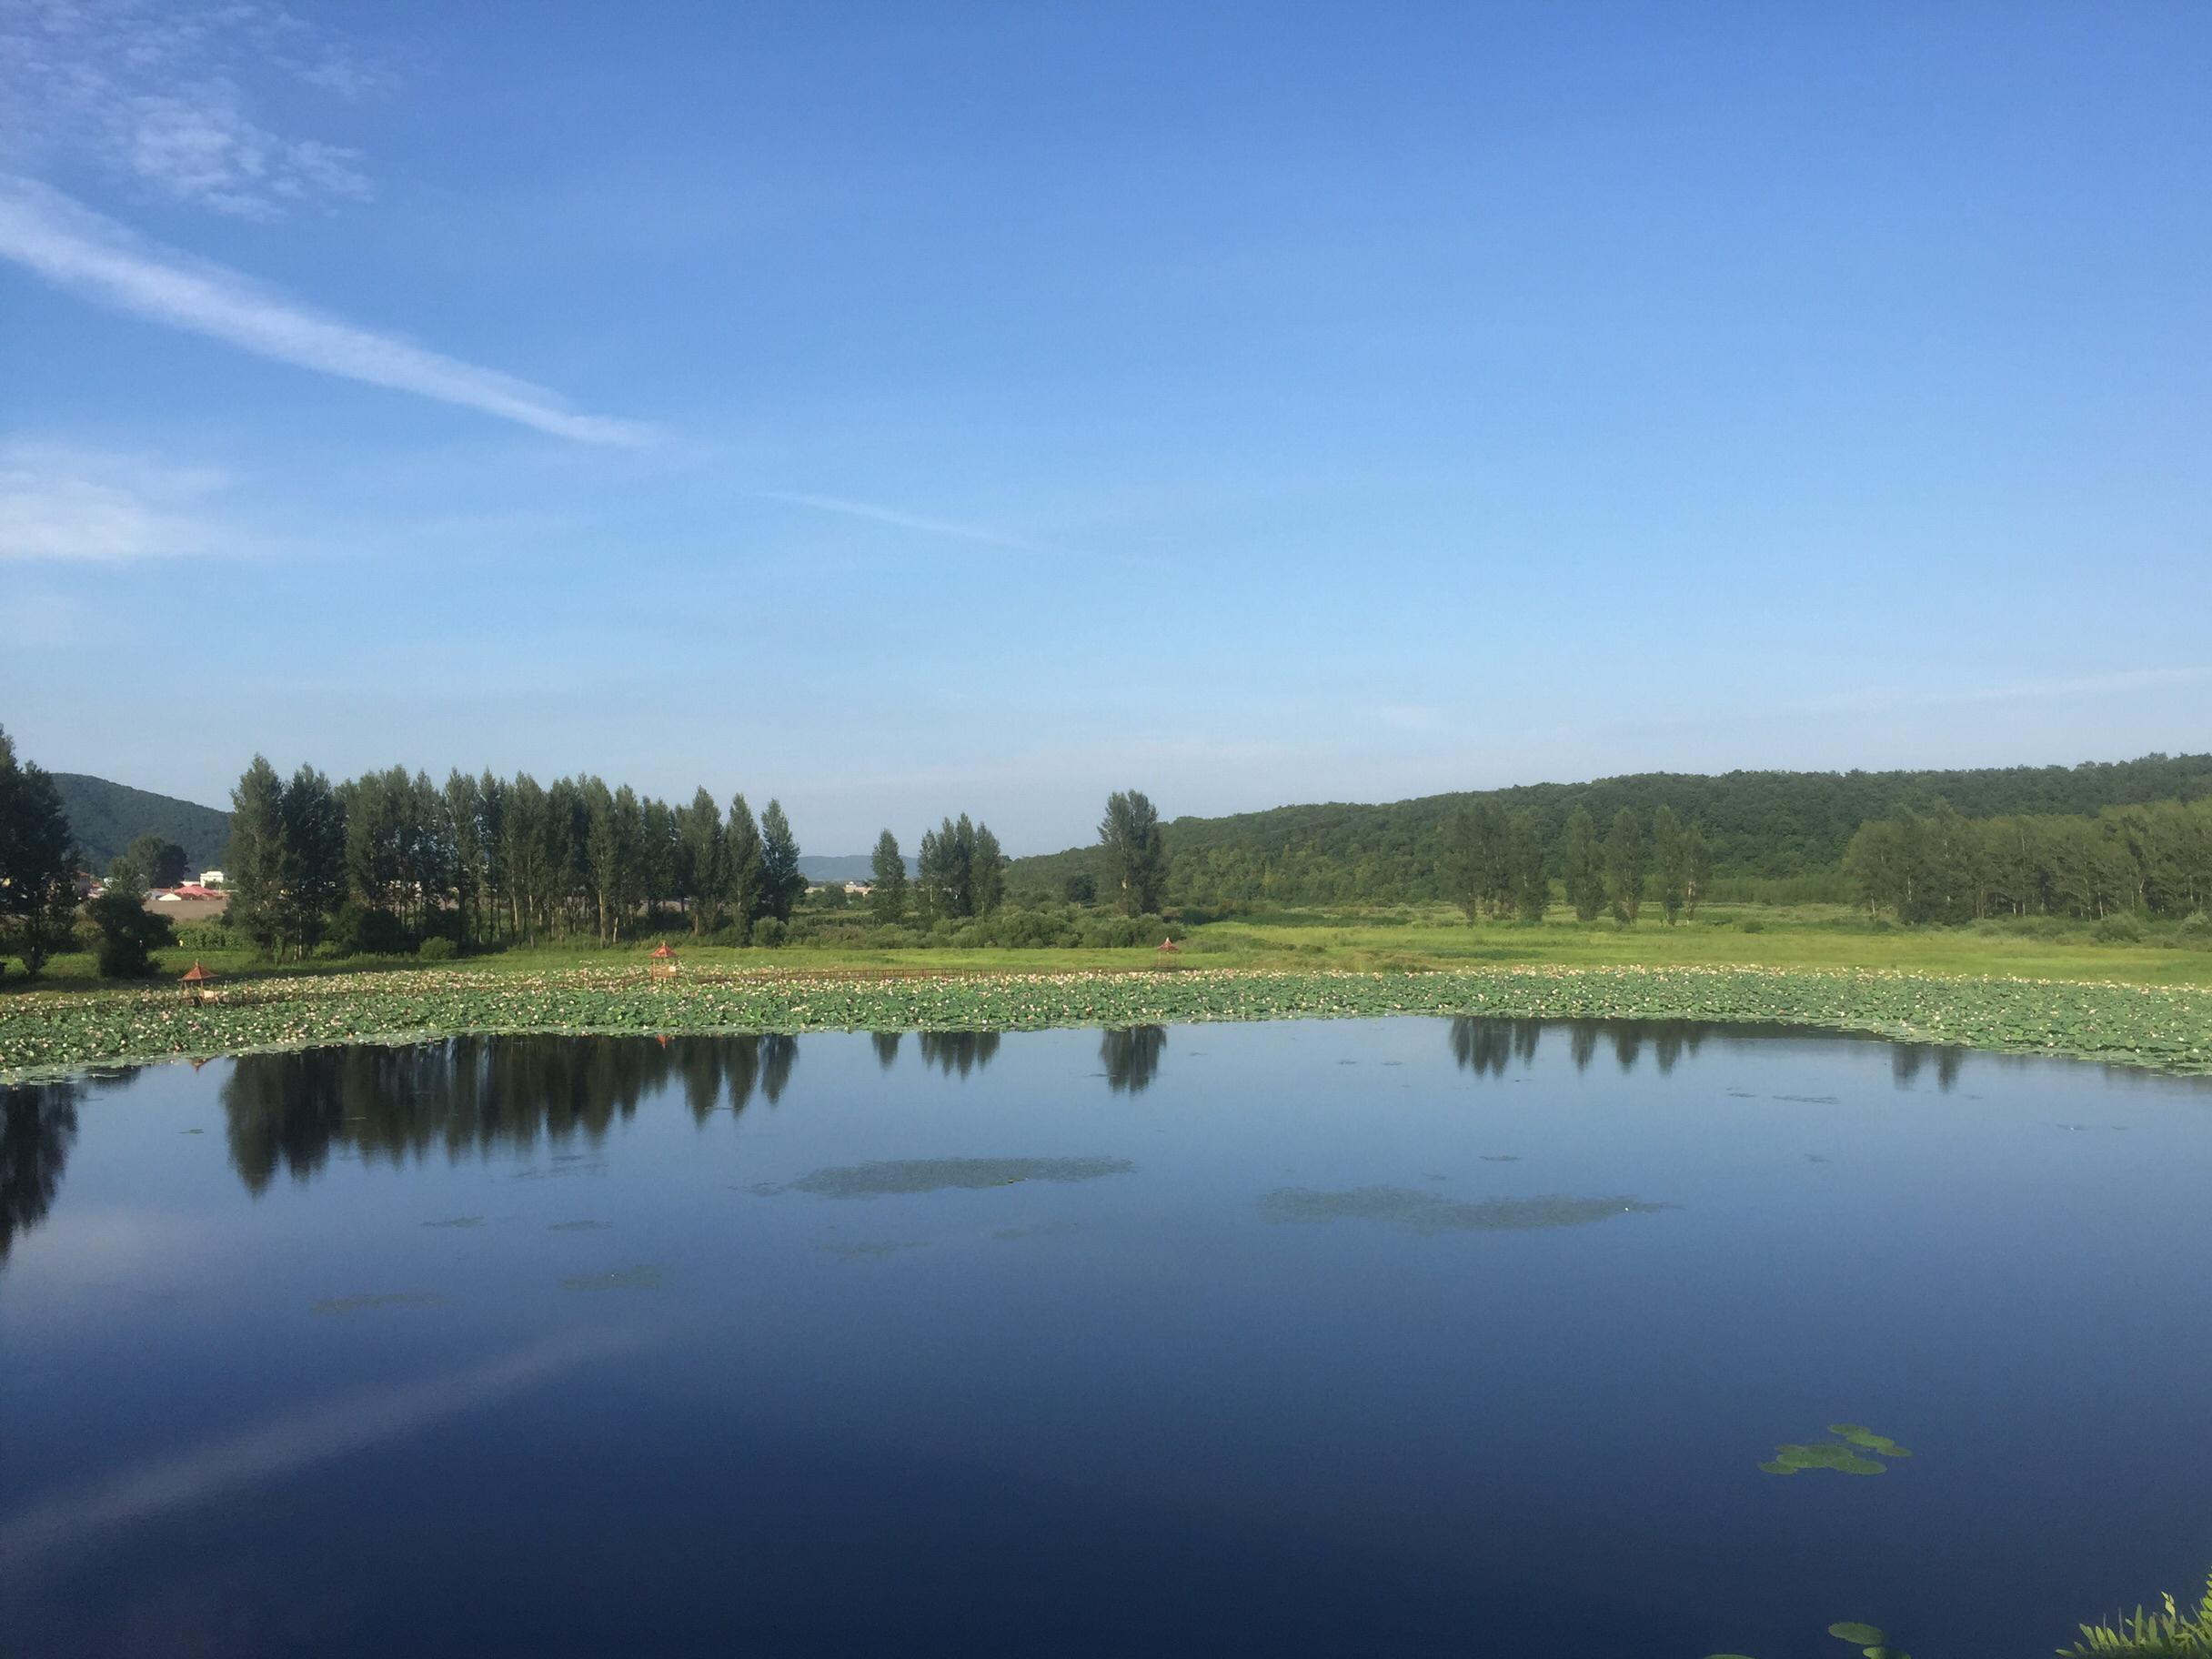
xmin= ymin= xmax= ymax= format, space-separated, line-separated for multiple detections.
xmin=1828 ymin=1624 xmax=1885 ymax=1645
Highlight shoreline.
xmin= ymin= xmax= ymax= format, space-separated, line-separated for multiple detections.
xmin=5 ymin=962 xmax=2209 ymax=1085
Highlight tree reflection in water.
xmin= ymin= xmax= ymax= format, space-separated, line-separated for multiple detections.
xmin=220 ymin=1033 xmax=799 ymax=1193
xmin=1453 ymin=1017 xmax=1704 ymax=1078
xmin=917 ymin=1031 xmax=1000 ymax=1078
xmin=2 ymin=1079 xmax=82 ymax=1269
xmin=1891 ymin=1042 xmax=1964 ymax=1093
xmin=1099 ymin=1027 xmax=1166 ymax=1094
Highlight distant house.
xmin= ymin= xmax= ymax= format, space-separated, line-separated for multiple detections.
xmin=843 ymin=881 xmax=873 ymax=896
xmin=198 ymin=870 xmax=226 ymax=888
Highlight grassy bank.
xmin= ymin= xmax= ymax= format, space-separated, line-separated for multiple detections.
xmin=5 ymin=959 xmax=2209 ymax=1083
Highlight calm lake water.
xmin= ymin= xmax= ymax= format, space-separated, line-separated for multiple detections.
xmin=4 ymin=1018 xmax=2209 ymax=1657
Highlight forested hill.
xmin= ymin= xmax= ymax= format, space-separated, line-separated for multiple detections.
xmin=1008 ymin=754 xmax=2212 ymax=907
xmin=53 ymin=775 xmax=231 ymax=871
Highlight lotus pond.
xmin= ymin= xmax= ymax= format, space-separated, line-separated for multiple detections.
xmin=4 ymin=1016 xmax=2209 ymax=1656
xmin=5 ymin=962 xmax=2212 ymax=1082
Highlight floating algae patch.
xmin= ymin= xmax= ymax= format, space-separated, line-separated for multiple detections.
xmin=1258 ymin=1186 xmax=1671 ymax=1234
xmin=764 ymin=1156 xmax=1136 ymax=1200
xmin=422 ymin=1216 xmax=486 ymax=1229
xmin=547 ymin=1219 xmax=610 ymax=1232
xmin=820 ymin=1241 xmax=930 ymax=1262
xmin=1760 ymin=1425 xmax=1912 ymax=1476
xmin=1830 ymin=1423 xmax=1913 ymax=1458
xmin=1478 ymin=1154 xmax=1521 ymax=1163
xmin=312 ymin=1290 xmax=446 ymax=1314
xmin=558 ymin=1264 xmax=664 ymax=1292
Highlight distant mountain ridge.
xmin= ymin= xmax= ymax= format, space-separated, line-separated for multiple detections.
xmin=798 ymin=853 xmax=917 ymax=884
xmin=54 ymin=774 xmax=232 ymax=871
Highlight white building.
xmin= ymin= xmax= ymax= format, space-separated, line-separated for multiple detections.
xmin=198 ymin=870 xmax=226 ymax=888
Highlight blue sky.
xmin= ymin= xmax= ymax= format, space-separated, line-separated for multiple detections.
xmin=3 ymin=2 xmax=2207 ymax=854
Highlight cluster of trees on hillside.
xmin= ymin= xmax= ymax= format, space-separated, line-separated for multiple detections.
xmin=1009 ymin=754 xmax=2212 ymax=907
xmin=1845 ymin=799 xmax=2212 ymax=923
xmin=223 ymin=759 xmax=808 ymax=959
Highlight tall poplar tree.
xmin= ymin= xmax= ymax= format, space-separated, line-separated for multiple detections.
xmin=1561 ymin=806 xmax=1604 ymax=922
xmin=725 ymin=794 xmax=763 ymax=935
xmin=1684 ymin=822 xmax=1713 ymax=918
xmin=1099 ymin=789 xmax=1168 ymax=917
xmin=1604 ymin=808 xmax=1645 ymax=925
xmin=972 ymin=824 xmax=1006 ymax=916
xmin=1651 ymin=804 xmax=1687 ymax=926
xmin=226 ymin=756 xmax=289 ymax=958
xmin=758 ymin=799 xmax=803 ymax=922
xmin=870 ymin=830 xmax=908 ymax=924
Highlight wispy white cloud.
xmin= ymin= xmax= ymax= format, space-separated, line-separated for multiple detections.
xmin=0 ymin=439 xmax=227 ymax=560
xmin=0 ymin=0 xmax=381 ymax=217
xmin=1794 ymin=667 xmax=2212 ymax=718
xmin=752 ymin=489 xmax=1041 ymax=551
xmin=0 ymin=178 xmax=649 ymax=445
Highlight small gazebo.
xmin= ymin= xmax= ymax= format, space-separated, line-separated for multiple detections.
xmin=1156 ymin=937 xmax=1181 ymax=956
xmin=650 ymin=940 xmax=679 ymax=978
xmin=181 ymin=960 xmax=215 ymax=1001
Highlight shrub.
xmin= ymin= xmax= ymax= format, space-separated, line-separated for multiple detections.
xmin=752 ymin=917 xmax=788 ymax=949
xmin=2094 ymin=913 xmax=2147 ymax=944
xmin=2175 ymin=912 xmax=2212 ymax=950
xmin=1738 ymin=918 xmax=1767 ymax=934
xmin=417 ymin=936 xmax=457 ymax=962
xmin=176 ymin=922 xmax=236 ymax=951
xmin=86 ymin=891 xmax=175 ymax=978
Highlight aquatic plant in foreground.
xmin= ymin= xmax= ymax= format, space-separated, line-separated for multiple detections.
xmin=3 ymin=963 xmax=2209 ymax=1081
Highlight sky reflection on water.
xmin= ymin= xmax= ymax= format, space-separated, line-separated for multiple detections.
xmin=3 ymin=1018 xmax=2209 ymax=1658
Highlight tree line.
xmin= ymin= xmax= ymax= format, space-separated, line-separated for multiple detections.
xmin=1447 ymin=801 xmax=1713 ymax=925
xmin=1844 ymin=799 xmax=2212 ymax=923
xmin=223 ymin=759 xmax=811 ymax=959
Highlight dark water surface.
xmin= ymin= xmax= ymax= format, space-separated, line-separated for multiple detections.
xmin=5 ymin=1020 xmax=2209 ymax=1657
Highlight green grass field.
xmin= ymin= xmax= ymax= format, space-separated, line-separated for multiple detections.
xmin=5 ymin=902 xmax=2210 ymax=1082
xmin=9 ymin=901 xmax=2211 ymax=991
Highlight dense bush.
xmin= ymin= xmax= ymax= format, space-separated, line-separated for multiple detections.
xmin=2094 ymin=913 xmax=2147 ymax=944
xmin=2175 ymin=911 xmax=2212 ymax=950
xmin=753 ymin=918 xmax=788 ymax=948
xmin=176 ymin=922 xmax=236 ymax=951
xmin=86 ymin=891 xmax=175 ymax=978
xmin=417 ymin=936 xmax=457 ymax=962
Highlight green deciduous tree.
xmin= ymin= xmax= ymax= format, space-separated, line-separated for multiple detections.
xmin=0 ymin=727 xmax=83 ymax=979
xmin=758 ymin=799 xmax=804 ymax=923
xmin=1100 ymin=789 xmax=1168 ymax=917
xmin=870 ymin=830 xmax=908 ymax=924
xmin=972 ymin=824 xmax=1006 ymax=916
xmin=725 ymin=794 xmax=763 ymax=936
xmin=87 ymin=858 xmax=173 ymax=978
xmin=1561 ymin=805 xmax=1604 ymax=922
xmin=1509 ymin=812 xmax=1549 ymax=921
xmin=1684 ymin=823 xmax=1713 ymax=918
xmin=1604 ymin=808 xmax=1644 ymax=926
xmin=125 ymin=832 xmax=188 ymax=889
xmin=1651 ymin=805 xmax=1687 ymax=926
